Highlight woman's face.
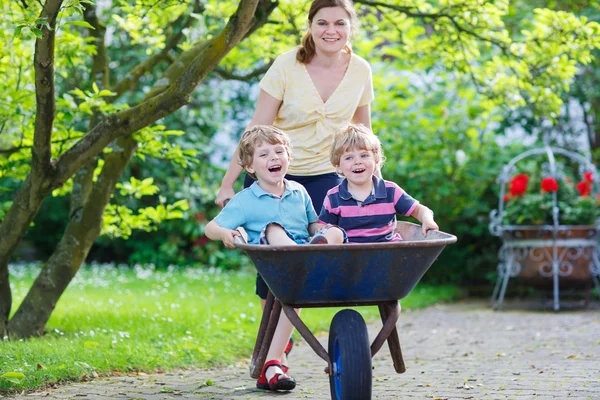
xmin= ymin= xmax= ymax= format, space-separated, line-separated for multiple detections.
xmin=310 ymin=6 xmax=352 ymax=56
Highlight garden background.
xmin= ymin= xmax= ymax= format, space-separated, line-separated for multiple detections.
xmin=1 ymin=0 xmax=600 ymax=394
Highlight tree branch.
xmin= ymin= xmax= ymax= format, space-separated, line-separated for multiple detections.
xmin=110 ymin=1 xmax=206 ymax=101
xmin=356 ymin=0 xmax=511 ymax=53
xmin=53 ymin=0 xmax=263 ymax=185
xmin=0 ymin=136 xmax=84 ymax=156
xmin=32 ymin=0 xmax=63 ymax=176
xmin=83 ymin=2 xmax=109 ymax=88
xmin=213 ymin=61 xmax=273 ymax=82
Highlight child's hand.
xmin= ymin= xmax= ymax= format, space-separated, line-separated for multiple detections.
xmin=221 ymin=229 xmax=241 ymax=248
xmin=421 ymin=219 xmax=439 ymax=237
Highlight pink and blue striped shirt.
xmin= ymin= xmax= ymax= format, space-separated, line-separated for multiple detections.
xmin=318 ymin=176 xmax=418 ymax=243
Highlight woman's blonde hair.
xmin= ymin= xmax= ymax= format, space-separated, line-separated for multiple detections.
xmin=237 ymin=125 xmax=292 ymax=179
xmin=330 ymin=124 xmax=385 ymax=167
xmin=296 ymin=0 xmax=359 ymax=64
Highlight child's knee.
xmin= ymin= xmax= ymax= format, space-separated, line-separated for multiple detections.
xmin=325 ymin=226 xmax=345 ymax=244
xmin=265 ymin=223 xmax=285 ymax=235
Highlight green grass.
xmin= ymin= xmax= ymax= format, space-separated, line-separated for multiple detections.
xmin=0 ymin=263 xmax=461 ymax=393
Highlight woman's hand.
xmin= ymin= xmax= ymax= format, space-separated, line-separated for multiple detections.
xmin=215 ymin=185 xmax=235 ymax=208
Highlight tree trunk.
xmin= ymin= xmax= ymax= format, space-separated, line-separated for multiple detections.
xmin=0 ymin=265 xmax=10 ymax=337
xmin=3 ymin=0 xmax=276 ymax=338
xmin=0 ymin=175 xmax=54 ymax=335
xmin=0 ymin=0 xmax=63 ymax=336
xmin=7 ymin=137 xmax=136 ymax=337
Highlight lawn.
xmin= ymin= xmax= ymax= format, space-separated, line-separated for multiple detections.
xmin=0 ymin=263 xmax=461 ymax=393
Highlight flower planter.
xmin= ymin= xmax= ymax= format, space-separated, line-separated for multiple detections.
xmin=489 ymin=146 xmax=600 ymax=310
xmin=502 ymin=226 xmax=596 ymax=290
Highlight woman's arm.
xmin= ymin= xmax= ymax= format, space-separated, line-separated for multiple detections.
xmin=215 ymin=90 xmax=283 ymax=207
xmin=351 ymin=104 xmax=371 ymax=130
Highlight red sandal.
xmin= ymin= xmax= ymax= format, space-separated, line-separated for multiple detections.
xmin=256 ymin=360 xmax=296 ymax=391
xmin=285 ymin=337 xmax=294 ymax=356
xmin=281 ymin=337 xmax=294 ymax=373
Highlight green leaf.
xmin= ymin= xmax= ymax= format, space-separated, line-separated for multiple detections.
xmin=1 ymin=372 xmax=25 ymax=384
xmin=13 ymin=25 xmax=23 ymax=38
xmin=35 ymin=18 xmax=52 ymax=30
xmin=98 ymin=89 xmax=116 ymax=97
xmin=31 ymin=27 xmax=43 ymax=38
xmin=64 ymin=20 xmax=95 ymax=30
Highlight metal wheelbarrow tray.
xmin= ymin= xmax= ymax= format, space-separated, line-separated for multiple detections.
xmin=236 ymin=222 xmax=457 ymax=400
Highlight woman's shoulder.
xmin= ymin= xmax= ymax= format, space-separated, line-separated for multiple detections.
xmin=274 ymin=48 xmax=301 ymax=65
xmin=350 ymin=53 xmax=372 ymax=72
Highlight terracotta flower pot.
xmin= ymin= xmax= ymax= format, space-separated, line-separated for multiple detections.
xmin=502 ymin=226 xmax=596 ymax=289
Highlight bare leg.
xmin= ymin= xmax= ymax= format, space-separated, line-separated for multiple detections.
xmin=264 ymin=308 xmax=300 ymax=381
xmin=324 ymin=226 xmax=345 ymax=244
xmin=262 ymin=223 xmax=298 ymax=379
xmin=265 ymin=224 xmax=296 ymax=245
xmin=258 ymin=298 xmax=289 ymax=366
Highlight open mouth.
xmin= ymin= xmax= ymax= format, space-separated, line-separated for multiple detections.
xmin=268 ymin=165 xmax=282 ymax=173
xmin=352 ymin=168 xmax=366 ymax=174
xmin=323 ymin=37 xmax=339 ymax=42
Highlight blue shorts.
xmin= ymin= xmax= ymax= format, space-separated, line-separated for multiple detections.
xmin=258 ymin=222 xmax=348 ymax=245
xmin=244 ymin=172 xmax=343 ymax=299
xmin=258 ymin=222 xmax=308 ymax=245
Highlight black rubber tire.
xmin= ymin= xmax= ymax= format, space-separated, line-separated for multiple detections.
xmin=328 ymin=309 xmax=372 ymax=400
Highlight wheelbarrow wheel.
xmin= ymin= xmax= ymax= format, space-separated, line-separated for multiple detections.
xmin=328 ymin=309 xmax=372 ymax=400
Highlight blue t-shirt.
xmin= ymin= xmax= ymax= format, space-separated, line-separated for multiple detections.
xmin=214 ymin=180 xmax=318 ymax=244
xmin=318 ymin=176 xmax=418 ymax=243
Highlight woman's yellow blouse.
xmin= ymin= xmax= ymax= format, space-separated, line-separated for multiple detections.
xmin=259 ymin=49 xmax=374 ymax=175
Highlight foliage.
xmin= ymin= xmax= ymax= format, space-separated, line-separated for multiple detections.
xmin=353 ymin=0 xmax=600 ymax=119
xmin=2 ymin=0 xmax=600 ymax=290
xmin=502 ymin=166 xmax=599 ymax=225
xmin=372 ymin=67 xmax=521 ymax=284
xmin=0 ymin=263 xmax=461 ymax=393
xmin=499 ymin=1 xmax=600 ymax=159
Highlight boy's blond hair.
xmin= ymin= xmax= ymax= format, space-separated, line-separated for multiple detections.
xmin=330 ymin=124 xmax=385 ymax=167
xmin=237 ymin=125 xmax=292 ymax=179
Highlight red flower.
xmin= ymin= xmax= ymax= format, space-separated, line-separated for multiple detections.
xmin=193 ymin=236 xmax=209 ymax=247
xmin=541 ymin=177 xmax=559 ymax=193
xmin=509 ymin=174 xmax=529 ymax=196
xmin=194 ymin=212 xmax=206 ymax=223
xmin=584 ymin=171 xmax=594 ymax=183
xmin=576 ymin=181 xmax=592 ymax=197
xmin=503 ymin=195 xmax=510 ymax=202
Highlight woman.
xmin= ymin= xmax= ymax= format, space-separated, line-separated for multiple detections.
xmin=215 ymin=0 xmax=373 ymax=391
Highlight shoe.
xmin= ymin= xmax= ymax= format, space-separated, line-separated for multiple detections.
xmin=281 ymin=337 xmax=294 ymax=373
xmin=285 ymin=337 xmax=294 ymax=356
xmin=256 ymin=360 xmax=296 ymax=391
xmin=309 ymin=233 xmax=328 ymax=244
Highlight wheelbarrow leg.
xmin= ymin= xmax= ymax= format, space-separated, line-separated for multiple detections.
xmin=249 ymin=291 xmax=281 ymax=379
xmin=374 ymin=301 xmax=406 ymax=374
xmin=281 ymin=304 xmax=330 ymax=365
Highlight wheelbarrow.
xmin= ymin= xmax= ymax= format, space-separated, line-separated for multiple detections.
xmin=236 ymin=221 xmax=457 ymax=400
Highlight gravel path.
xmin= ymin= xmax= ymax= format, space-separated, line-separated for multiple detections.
xmin=11 ymin=300 xmax=600 ymax=399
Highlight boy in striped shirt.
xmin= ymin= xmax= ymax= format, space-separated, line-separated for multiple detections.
xmin=318 ymin=124 xmax=439 ymax=243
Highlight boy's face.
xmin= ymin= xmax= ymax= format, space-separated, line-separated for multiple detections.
xmin=336 ymin=147 xmax=378 ymax=186
xmin=246 ymin=141 xmax=290 ymax=186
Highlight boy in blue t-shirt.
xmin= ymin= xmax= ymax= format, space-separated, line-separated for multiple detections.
xmin=319 ymin=124 xmax=439 ymax=242
xmin=205 ymin=125 xmax=344 ymax=391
